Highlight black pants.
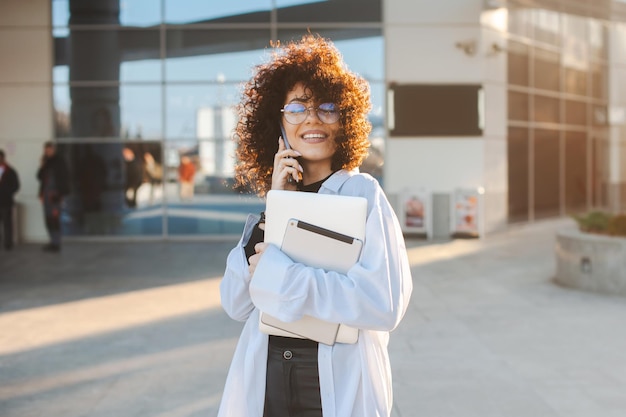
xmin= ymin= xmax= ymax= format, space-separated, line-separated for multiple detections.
xmin=264 ymin=336 xmax=323 ymax=417
xmin=43 ymin=203 xmax=62 ymax=246
xmin=0 ymin=206 xmax=12 ymax=249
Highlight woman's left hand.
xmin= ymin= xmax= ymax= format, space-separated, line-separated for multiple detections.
xmin=248 ymin=242 xmax=269 ymax=276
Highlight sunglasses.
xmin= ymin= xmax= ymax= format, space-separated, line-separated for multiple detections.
xmin=281 ymin=103 xmax=340 ymax=125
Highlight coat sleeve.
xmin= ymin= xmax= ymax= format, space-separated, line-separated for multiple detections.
xmin=219 ymin=213 xmax=262 ymax=322
xmin=9 ymin=168 xmax=19 ymax=195
xmin=36 ymin=165 xmax=44 ymax=197
xmin=249 ymin=179 xmax=413 ymax=332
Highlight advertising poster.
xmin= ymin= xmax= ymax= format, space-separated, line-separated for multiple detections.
xmin=451 ymin=188 xmax=483 ymax=238
xmin=399 ymin=189 xmax=430 ymax=237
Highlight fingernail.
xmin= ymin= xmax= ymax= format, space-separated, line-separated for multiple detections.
xmin=294 ymin=151 xmax=302 ymax=156
xmin=298 ymin=165 xmax=303 ymax=172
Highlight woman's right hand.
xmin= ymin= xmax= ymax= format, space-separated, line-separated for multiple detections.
xmin=271 ymin=138 xmax=302 ymax=190
xmin=248 ymin=242 xmax=269 ymax=276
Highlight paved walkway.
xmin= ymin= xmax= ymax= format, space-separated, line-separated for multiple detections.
xmin=1 ymin=218 xmax=625 ymax=417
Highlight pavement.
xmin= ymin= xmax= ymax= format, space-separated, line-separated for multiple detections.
xmin=1 ymin=217 xmax=626 ymax=417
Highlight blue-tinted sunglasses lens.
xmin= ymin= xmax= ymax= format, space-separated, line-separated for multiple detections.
xmin=284 ymin=103 xmax=307 ymax=114
xmin=282 ymin=103 xmax=340 ymax=124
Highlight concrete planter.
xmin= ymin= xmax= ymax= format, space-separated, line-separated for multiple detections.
xmin=555 ymin=228 xmax=626 ymax=296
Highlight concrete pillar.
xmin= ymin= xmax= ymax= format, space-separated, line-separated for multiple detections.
xmin=0 ymin=0 xmax=53 ymax=242
xmin=383 ymin=0 xmax=507 ymax=235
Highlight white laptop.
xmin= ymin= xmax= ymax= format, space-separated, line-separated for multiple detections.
xmin=264 ymin=190 xmax=367 ymax=245
xmin=260 ymin=190 xmax=368 ymax=344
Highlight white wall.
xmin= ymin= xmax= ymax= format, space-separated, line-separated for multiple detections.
xmin=384 ymin=0 xmax=509 ymax=234
xmin=0 ymin=0 xmax=52 ymax=242
xmin=384 ymin=139 xmax=485 ymax=194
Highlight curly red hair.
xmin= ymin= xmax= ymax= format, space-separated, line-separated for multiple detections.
xmin=233 ymin=34 xmax=372 ymax=196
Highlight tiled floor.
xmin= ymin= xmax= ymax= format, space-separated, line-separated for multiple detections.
xmin=1 ymin=218 xmax=625 ymax=417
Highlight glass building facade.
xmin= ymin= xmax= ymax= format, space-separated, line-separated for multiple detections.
xmin=506 ymin=4 xmax=614 ymax=222
xmin=4 ymin=0 xmax=615 ymax=242
xmin=51 ymin=0 xmax=385 ymax=238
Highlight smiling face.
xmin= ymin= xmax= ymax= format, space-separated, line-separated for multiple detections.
xmin=282 ymin=82 xmax=341 ymax=181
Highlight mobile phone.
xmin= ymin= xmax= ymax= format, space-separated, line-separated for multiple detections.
xmin=279 ymin=122 xmax=291 ymax=150
xmin=279 ymin=122 xmax=299 ymax=183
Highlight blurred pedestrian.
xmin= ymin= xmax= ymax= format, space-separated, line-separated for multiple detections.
xmin=143 ymin=152 xmax=162 ymax=205
xmin=37 ymin=142 xmax=69 ymax=252
xmin=178 ymin=155 xmax=196 ymax=200
xmin=0 ymin=149 xmax=20 ymax=250
xmin=123 ymin=146 xmax=143 ymax=208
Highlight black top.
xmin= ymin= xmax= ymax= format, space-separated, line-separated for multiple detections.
xmin=0 ymin=165 xmax=20 ymax=208
xmin=296 ymin=173 xmax=333 ymax=192
xmin=36 ymin=154 xmax=70 ymax=197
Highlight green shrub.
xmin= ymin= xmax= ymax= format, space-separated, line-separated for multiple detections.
xmin=607 ymin=214 xmax=626 ymax=237
xmin=572 ymin=211 xmax=612 ymax=234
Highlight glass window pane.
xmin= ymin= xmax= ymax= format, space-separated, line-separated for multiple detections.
xmin=277 ymin=30 xmax=383 ymax=81
xmin=56 ymin=90 xmax=155 ymax=139
xmin=53 ymin=67 xmax=69 ymax=84
xmin=55 ymin=1 xmax=160 ymax=28
xmin=165 ymin=29 xmax=271 ymax=82
xmin=120 ymin=58 xmax=162 ymax=83
xmin=164 ymin=0 xmax=271 ymax=24
xmin=277 ymin=0 xmax=382 ymax=23
xmin=562 ymin=14 xmax=587 ymax=45
xmin=119 ymin=0 xmax=161 ymax=26
xmin=533 ymin=95 xmax=560 ymax=123
xmin=507 ymin=41 xmax=529 ymax=86
xmin=59 ymin=141 xmax=164 ymax=236
xmin=508 ymin=7 xmax=533 ymax=38
xmin=52 ymin=0 xmax=69 ymax=27
xmin=54 ymin=86 xmax=121 ymax=137
xmin=591 ymin=130 xmax=610 ymax=208
xmin=592 ymin=105 xmax=608 ymax=127
xmin=532 ymin=9 xmax=560 ymax=46
xmin=335 ymin=35 xmax=384 ymax=81
xmin=53 ymin=85 xmax=71 ymax=137
xmin=565 ymin=132 xmax=587 ymax=214
xmin=533 ymin=129 xmax=561 ymax=219
xmin=121 ymin=85 xmax=163 ymax=139
xmin=588 ymin=19 xmax=608 ymax=61
xmin=533 ymin=48 xmax=560 ymax=91
xmin=563 ymin=66 xmax=588 ymax=96
xmin=164 ymin=141 xmax=265 ymax=236
xmin=508 ymin=127 xmax=529 ymax=223
xmin=565 ymin=99 xmax=587 ymax=126
xmin=591 ymin=63 xmax=608 ymax=100
xmin=165 ymin=84 xmax=239 ymax=140
xmin=54 ymin=85 xmax=162 ymax=139
xmin=369 ymin=81 xmax=385 ymax=121
xmin=119 ymin=30 xmax=162 ymax=82
xmin=361 ymin=81 xmax=385 ymax=183
xmin=55 ymin=29 xmax=161 ymax=82
xmin=59 ymin=30 xmax=122 ymax=82
xmin=508 ymin=90 xmax=529 ymax=121
xmin=53 ymin=28 xmax=70 ymax=83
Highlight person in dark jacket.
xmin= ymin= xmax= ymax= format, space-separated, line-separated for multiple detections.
xmin=123 ymin=146 xmax=143 ymax=208
xmin=37 ymin=141 xmax=69 ymax=252
xmin=0 ymin=149 xmax=20 ymax=250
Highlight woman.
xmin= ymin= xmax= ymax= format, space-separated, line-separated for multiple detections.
xmin=218 ymin=34 xmax=413 ymax=417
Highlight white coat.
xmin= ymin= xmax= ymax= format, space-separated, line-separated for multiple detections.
xmin=218 ymin=170 xmax=413 ymax=417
